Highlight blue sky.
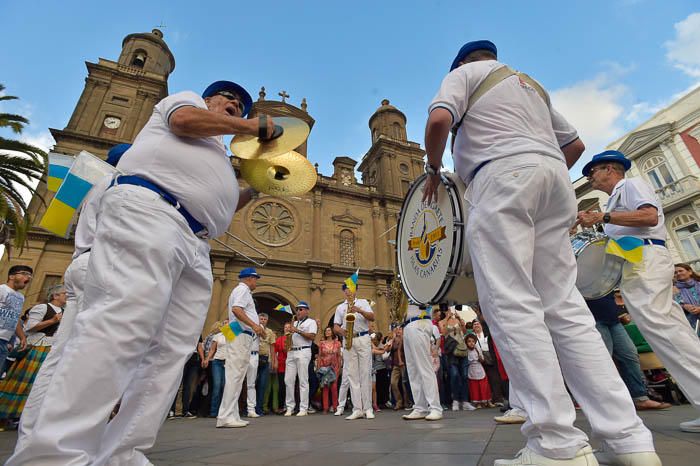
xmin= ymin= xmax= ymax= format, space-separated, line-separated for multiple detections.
xmin=2 ymin=0 xmax=700 ymax=179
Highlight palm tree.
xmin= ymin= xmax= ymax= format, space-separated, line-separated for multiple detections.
xmin=0 ymin=84 xmax=47 ymax=253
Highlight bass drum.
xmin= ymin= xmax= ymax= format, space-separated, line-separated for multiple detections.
xmin=571 ymin=230 xmax=623 ymax=299
xmin=396 ymin=173 xmax=478 ymax=306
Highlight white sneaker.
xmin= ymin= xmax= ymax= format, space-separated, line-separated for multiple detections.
xmin=167 ymin=410 xmax=175 ymax=419
xmin=495 ymin=446 xmax=598 ymax=465
xmin=296 ymin=410 xmax=308 ymax=417
xmin=402 ymin=409 xmax=427 ymax=420
xmin=247 ymin=410 xmax=260 ymax=418
xmin=462 ymin=401 xmax=477 ymax=411
xmin=334 ymin=406 xmax=344 ymax=416
xmin=215 ymin=419 xmax=248 ymax=428
xmin=680 ymin=417 xmax=700 ymax=433
xmin=494 ymin=408 xmax=527 ymax=424
xmin=594 ymin=446 xmax=661 ymax=466
xmin=452 ymin=401 xmax=460 ymax=411
xmin=425 ymin=409 xmax=443 ymax=421
xmin=284 ymin=409 xmax=294 ymax=417
xmin=345 ymin=410 xmax=364 ymax=420
xmin=365 ymin=409 xmax=375 ymax=419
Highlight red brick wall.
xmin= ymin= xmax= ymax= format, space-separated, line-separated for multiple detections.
xmin=680 ymin=124 xmax=700 ymax=168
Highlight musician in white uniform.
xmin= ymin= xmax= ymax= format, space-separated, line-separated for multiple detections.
xmin=284 ymin=301 xmax=317 ymax=416
xmin=402 ymin=304 xmax=442 ymax=421
xmin=218 ymin=268 xmax=265 ymax=428
xmin=422 ymin=41 xmax=657 ymax=466
xmin=578 ymin=150 xmax=700 ymax=437
xmin=10 ymin=81 xmax=274 ymax=466
xmin=334 ymin=284 xmax=375 ymax=420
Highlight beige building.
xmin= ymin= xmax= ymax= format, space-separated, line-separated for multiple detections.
xmin=0 ymin=29 xmax=425 ymax=336
xmin=574 ymin=86 xmax=700 ymax=270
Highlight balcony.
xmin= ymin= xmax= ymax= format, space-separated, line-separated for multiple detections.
xmin=655 ymin=175 xmax=700 ymax=212
xmin=689 ymin=258 xmax=700 ymax=272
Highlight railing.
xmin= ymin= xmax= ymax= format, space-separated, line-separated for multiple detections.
xmin=655 ymin=175 xmax=700 ymax=210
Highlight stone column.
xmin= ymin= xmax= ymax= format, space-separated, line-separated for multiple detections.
xmin=66 ymin=77 xmax=97 ymax=131
xmin=371 ymin=199 xmax=385 ymax=269
xmin=311 ymin=189 xmax=322 ymax=260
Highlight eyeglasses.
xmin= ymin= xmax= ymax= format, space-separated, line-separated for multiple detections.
xmin=13 ymin=271 xmax=33 ymax=278
xmin=587 ymin=165 xmax=609 ymax=178
xmin=215 ymin=91 xmax=245 ymax=113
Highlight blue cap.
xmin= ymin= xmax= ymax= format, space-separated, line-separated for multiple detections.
xmin=296 ymin=300 xmax=310 ymax=309
xmin=202 ymin=80 xmax=253 ymax=117
xmin=238 ymin=267 xmax=261 ymax=279
xmin=582 ymin=150 xmax=631 ymax=177
xmin=106 ymin=143 xmax=131 ymax=167
xmin=450 ymin=40 xmax=497 ymax=71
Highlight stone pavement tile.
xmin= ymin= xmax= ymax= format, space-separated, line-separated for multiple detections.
xmin=195 ymin=448 xmax=308 ymax=465
xmin=366 ymin=453 xmax=480 ymax=466
xmin=400 ymin=439 xmax=489 ymax=454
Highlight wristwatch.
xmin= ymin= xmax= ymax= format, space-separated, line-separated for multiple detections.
xmin=424 ymin=163 xmax=439 ymax=175
xmin=603 ymin=212 xmax=611 ymax=224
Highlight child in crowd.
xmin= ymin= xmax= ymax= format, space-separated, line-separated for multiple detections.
xmin=465 ymin=333 xmax=492 ymax=408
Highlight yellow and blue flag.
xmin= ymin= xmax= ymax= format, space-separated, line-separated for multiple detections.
xmin=47 ymin=152 xmax=74 ymax=192
xmin=344 ymin=269 xmax=359 ymax=293
xmin=220 ymin=320 xmax=244 ymax=342
xmin=606 ymin=236 xmax=644 ymax=263
xmin=39 ymin=151 xmax=117 ymax=237
xmin=274 ymin=304 xmax=293 ymax=315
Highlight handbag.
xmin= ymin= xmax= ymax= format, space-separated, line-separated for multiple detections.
xmin=477 ymin=340 xmax=495 ymax=366
xmin=452 ymin=336 xmax=468 ymax=358
xmin=444 ymin=335 xmax=458 ymax=356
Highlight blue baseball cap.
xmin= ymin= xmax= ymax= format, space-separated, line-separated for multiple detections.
xmin=450 ymin=40 xmax=498 ymax=71
xmin=238 ymin=267 xmax=261 ymax=279
xmin=582 ymin=150 xmax=631 ymax=177
xmin=106 ymin=143 xmax=131 ymax=167
xmin=296 ymin=301 xmax=310 ymax=309
xmin=202 ymin=80 xmax=253 ymax=117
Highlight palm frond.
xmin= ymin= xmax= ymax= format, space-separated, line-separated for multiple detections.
xmin=0 ymin=113 xmax=30 ymax=133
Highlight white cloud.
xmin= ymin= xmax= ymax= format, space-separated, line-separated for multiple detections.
xmin=666 ymin=12 xmax=700 ymax=78
xmin=551 ymin=73 xmax=627 ymax=158
xmin=21 ymin=129 xmax=55 ymax=153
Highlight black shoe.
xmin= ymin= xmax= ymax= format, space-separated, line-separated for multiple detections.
xmin=184 ymin=412 xmax=197 ymax=419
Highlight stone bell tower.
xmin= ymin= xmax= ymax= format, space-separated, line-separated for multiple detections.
xmin=358 ymin=99 xmax=425 ymax=200
xmin=50 ymin=28 xmax=175 ymax=158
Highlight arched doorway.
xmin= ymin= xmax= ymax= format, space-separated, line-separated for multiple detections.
xmin=253 ymin=292 xmax=293 ymax=335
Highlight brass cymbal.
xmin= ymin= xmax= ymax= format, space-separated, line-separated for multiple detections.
xmin=230 ymin=117 xmax=310 ymax=160
xmin=240 ymin=151 xmax=317 ymax=196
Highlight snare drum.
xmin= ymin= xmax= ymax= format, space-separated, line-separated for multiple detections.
xmin=396 ymin=173 xmax=477 ymax=305
xmin=571 ymin=230 xmax=623 ymax=299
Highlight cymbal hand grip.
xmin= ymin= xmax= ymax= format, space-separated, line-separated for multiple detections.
xmin=257 ymin=115 xmax=284 ymax=141
xmin=270 ymin=124 xmax=284 ymax=140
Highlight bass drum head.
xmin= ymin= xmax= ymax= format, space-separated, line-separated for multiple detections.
xmin=575 ymin=238 xmax=624 ymax=299
xmin=397 ymin=174 xmax=462 ymax=305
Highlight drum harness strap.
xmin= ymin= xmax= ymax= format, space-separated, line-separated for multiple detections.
xmin=451 ymin=65 xmax=551 ymax=176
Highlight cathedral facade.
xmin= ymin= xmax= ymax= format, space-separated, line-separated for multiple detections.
xmin=0 ymin=29 xmax=425 ymax=335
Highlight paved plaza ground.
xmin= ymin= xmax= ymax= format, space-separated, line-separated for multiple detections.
xmin=1 ymin=405 xmax=699 ymax=465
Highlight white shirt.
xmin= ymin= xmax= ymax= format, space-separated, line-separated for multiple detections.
xmin=429 ymin=60 xmax=578 ymax=184
xmin=228 ymin=282 xmax=259 ymax=332
xmin=24 ymin=303 xmax=63 ymax=346
xmin=406 ymin=304 xmax=429 ymax=320
xmin=118 ymin=91 xmax=239 ymax=237
xmin=467 ymin=348 xmax=486 ymax=380
xmin=334 ymin=298 xmax=373 ymax=333
xmin=212 ymin=332 xmax=227 ymax=360
xmin=0 ymin=284 xmax=25 ymax=341
xmin=292 ymin=317 xmax=317 ymax=347
xmin=604 ymin=177 xmax=666 ymax=241
xmin=73 ymin=176 xmax=112 ymax=259
xmin=475 ymin=331 xmax=488 ymax=351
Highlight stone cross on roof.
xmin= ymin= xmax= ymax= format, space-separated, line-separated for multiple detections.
xmin=278 ymin=90 xmax=290 ymax=103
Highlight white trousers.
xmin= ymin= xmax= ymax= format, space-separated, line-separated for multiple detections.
xmin=620 ymin=245 xmax=700 ymax=409
xmin=14 ymin=251 xmax=90 ymax=450
xmin=246 ymin=352 xmax=259 ymax=412
xmin=9 ymin=185 xmax=213 ymax=466
xmin=337 ymin=356 xmax=349 ymax=409
xmin=403 ymin=320 xmax=441 ymax=413
xmin=343 ymin=334 xmax=372 ymax=412
xmin=285 ymin=348 xmax=311 ymax=411
xmin=218 ymin=334 xmax=253 ymax=422
xmin=466 ymin=155 xmax=653 ymax=459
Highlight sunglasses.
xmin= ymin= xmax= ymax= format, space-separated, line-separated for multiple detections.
xmin=215 ymin=91 xmax=245 ymax=113
xmin=587 ymin=165 xmax=609 ymax=177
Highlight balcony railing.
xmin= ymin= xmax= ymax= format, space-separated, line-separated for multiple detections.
xmin=655 ymin=175 xmax=700 ymax=211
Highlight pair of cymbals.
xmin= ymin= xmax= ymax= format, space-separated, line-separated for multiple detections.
xmin=230 ymin=117 xmax=310 ymax=160
xmin=240 ymin=151 xmax=317 ymax=196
